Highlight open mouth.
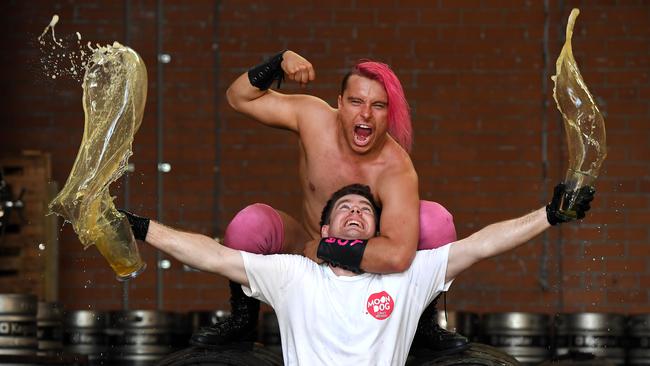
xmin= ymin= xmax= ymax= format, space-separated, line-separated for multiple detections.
xmin=354 ymin=124 xmax=373 ymax=146
xmin=345 ymin=219 xmax=364 ymax=230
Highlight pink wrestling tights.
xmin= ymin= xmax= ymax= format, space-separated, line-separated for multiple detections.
xmin=224 ymin=201 xmax=456 ymax=254
xmin=224 ymin=203 xmax=285 ymax=255
xmin=417 ymin=200 xmax=457 ymax=249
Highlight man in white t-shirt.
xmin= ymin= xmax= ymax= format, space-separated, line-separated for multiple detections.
xmin=120 ymin=182 xmax=594 ymax=365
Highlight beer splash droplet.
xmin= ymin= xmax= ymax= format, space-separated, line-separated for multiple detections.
xmin=38 ymin=15 xmax=62 ymax=47
xmin=37 ymin=14 xmax=90 ymax=82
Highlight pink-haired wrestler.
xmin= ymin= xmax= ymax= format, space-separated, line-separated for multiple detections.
xmin=191 ymin=50 xmax=466 ymax=355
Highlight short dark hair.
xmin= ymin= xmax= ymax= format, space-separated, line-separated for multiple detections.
xmin=319 ymin=184 xmax=381 ymax=232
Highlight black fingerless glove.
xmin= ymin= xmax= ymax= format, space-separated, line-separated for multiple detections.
xmin=118 ymin=209 xmax=150 ymax=241
xmin=546 ymin=183 xmax=596 ymax=225
xmin=248 ymin=50 xmax=286 ymax=90
xmin=317 ymin=237 xmax=368 ymax=273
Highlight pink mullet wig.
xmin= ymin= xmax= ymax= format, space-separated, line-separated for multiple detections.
xmin=355 ymin=61 xmax=413 ymax=153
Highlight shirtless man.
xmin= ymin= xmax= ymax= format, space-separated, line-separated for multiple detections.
xmin=191 ymin=50 xmax=463 ymax=353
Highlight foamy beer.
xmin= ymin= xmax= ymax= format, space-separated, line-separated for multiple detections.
xmin=49 ymin=42 xmax=148 ymax=280
xmin=81 ymin=192 xmax=146 ymax=280
xmin=552 ymin=9 xmax=607 ymax=218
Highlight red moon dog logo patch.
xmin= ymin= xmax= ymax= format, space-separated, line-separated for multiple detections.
xmin=366 ymin=291 xmax=394 ymax=320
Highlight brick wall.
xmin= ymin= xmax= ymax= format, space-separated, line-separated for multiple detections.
xmin=0 ymin=0 xmax=648 ymax=315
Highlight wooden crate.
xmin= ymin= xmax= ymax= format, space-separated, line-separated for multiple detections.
xmin=0 ymin=151 xmax=58 ymax=301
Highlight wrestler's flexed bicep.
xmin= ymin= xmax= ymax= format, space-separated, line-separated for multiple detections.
xmin=225 ymin=50 xmax=323 ymax=132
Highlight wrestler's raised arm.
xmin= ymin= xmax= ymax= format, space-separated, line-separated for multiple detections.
xmin=119 ymin=211 xmax=250 ymax=287
xmin=226 ymin=50 xmax=323 ymax=132
xmin=444 ymin=184 xmax=595 ymax=283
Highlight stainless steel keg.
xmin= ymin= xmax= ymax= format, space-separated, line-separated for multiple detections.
xmin=555 ymin=313 xmax=625 ymax=365
xmin=0 ymin=293 xmax=38 ymax=355
xmin=63 ymin=310 xmax=109 ymax=365
xmin=628 ymin=314 xmax=650 ymax=366
xmin=110 ymin=310 xmax=174 ymax=366
xmin=36 ymin=301 xmax=63 ymax=356
xmin=483 ymin=312 xmax=551 ymax=365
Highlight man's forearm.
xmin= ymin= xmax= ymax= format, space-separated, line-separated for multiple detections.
xmin=446 ymin=207 xmax=550 ymax=282
xmin=472 ymin=207 xmax=550 ymax=260
xmin=312 ymin=234 xmax=416 ymax=274
xmin=360 ymin=236 xmax=417 ymax=274
xmin=145 ymin=221 xmax=248 ymax=285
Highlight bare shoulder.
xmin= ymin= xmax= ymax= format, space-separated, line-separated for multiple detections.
xmin=280 ymin=94 xmax=337 ymax=142
xmin=291 ymin=94 xmax=337 ymax=131
xmin=382 ymin=143 xmax=417 ymax=182
xmin=376 ymin=142 xmax=418 ymax=201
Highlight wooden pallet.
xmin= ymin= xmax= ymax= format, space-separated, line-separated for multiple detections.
xmin=0 ymin=151 xmax=58 ymax=301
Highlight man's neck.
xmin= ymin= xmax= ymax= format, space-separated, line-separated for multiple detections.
xmin=328 ymin=264 xmax=358 ymax=277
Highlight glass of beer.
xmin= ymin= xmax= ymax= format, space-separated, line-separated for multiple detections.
xmin=558 ymin=168 xmax=595 ymax=220
xmin=90 ymin=211 xmax=146 ymax=281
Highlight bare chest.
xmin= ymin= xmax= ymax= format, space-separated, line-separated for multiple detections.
xmin=311 ymin=160 xmax=370 ymax=194
xmin=300 ymin=152 xmax=384 ymax=211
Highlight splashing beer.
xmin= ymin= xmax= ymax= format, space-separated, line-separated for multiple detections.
xmin=49 ymin=40 xmax=148 ymax=281
xmin=551 ymin=9 xmax=607 ymax=218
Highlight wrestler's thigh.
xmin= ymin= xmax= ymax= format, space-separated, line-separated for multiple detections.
xmin=276 ymin=210 xmax=311 ymax=255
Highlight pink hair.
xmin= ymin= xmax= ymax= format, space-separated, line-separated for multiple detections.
xmin=344 ymin=61 xmax=413 ymax=153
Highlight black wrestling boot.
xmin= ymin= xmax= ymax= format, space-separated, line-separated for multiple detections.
xmin=412 ymin=293 xmax=470 ymax=357
xmin=190 ymin=281 xmax=260 ymax=348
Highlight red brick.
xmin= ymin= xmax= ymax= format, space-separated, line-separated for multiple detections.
xmin=640 ymin=275 xmax=650 ymax=289
xmin=608 ymin=227 xmax=648 ymax=241
xmin=606 ymin=70 xmax=650 ymax=86
xmin=439 ymin=0 xmax=482 ymax=7
xmin=605 ymin=258 xmax=648 ymax=272
xmin=626 ymin=241 xmax=650 ymax=258
xmin=607 ymin=290 xmax=647 ymax=305
xmin=563 ymin=257 xmax=606 ymax=273
xmin=419 ymin=9 xmax=461 ymax=24
xmin=584 ymin=242 xmax=624 ymax=257
xmin=563 ymin=290 xmax=606 ymax=307
xmin=592 ymin=273 xmax=639 ymax=289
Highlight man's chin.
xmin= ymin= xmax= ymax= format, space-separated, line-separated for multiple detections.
xmin=340 ymin=229 xmax=369 ymax=239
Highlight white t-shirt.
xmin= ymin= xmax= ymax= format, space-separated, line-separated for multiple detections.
xmin=241 ymin=245 xmax=453 ymax=366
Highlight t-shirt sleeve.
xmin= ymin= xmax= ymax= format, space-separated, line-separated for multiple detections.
xmin=406 ymin=244 xmax=454 ymax=306
xmin=240 ymin=252 xmax=311 ymax=307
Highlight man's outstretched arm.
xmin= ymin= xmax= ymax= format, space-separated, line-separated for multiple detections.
xmin=445 ymin=184 xmax=595 ymax=283
xmin=446 ymin=208 xmax=549 ymax=283
xmin=122 ymin=213 xmax=249 ymax=287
